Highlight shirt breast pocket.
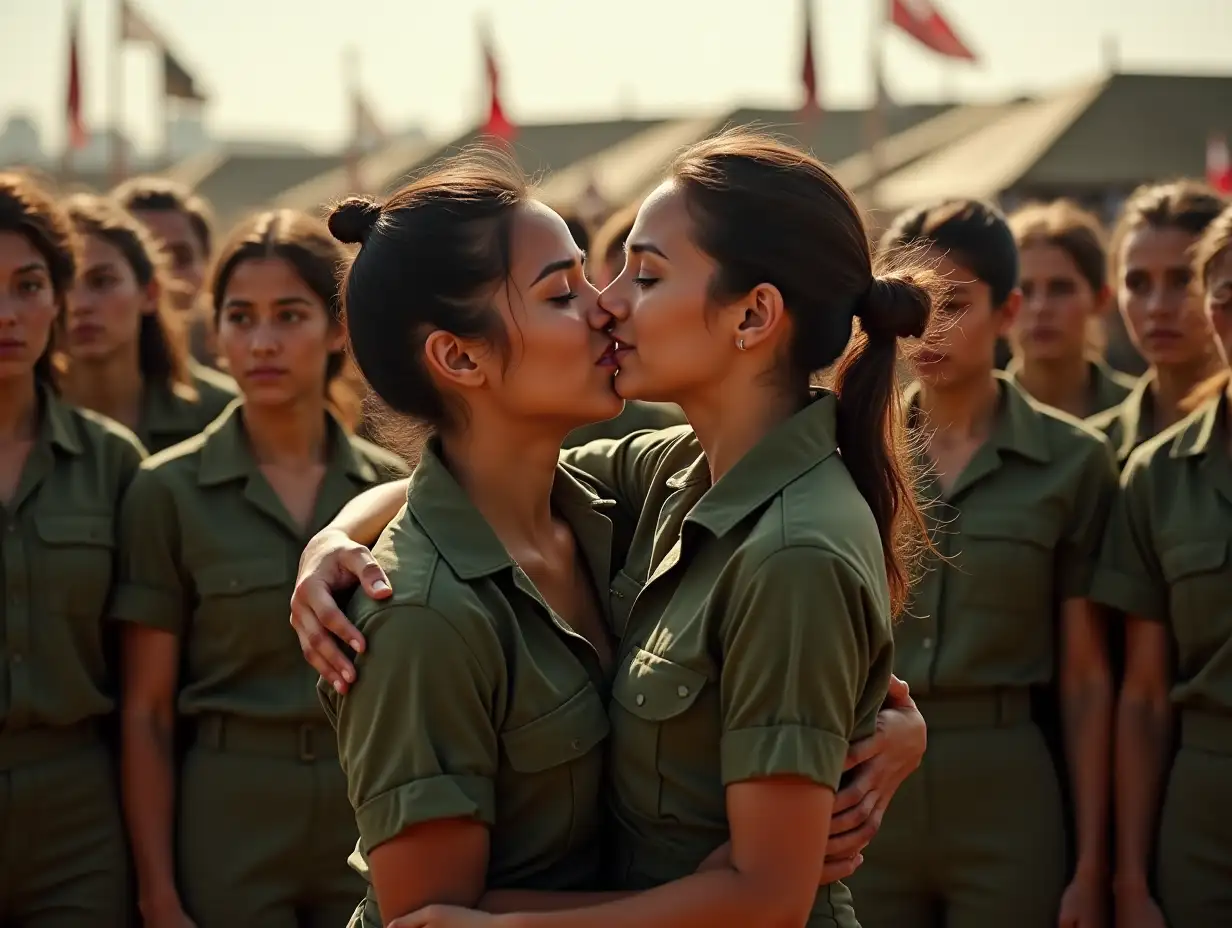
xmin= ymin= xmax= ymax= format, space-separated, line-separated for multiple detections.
xmin=498 ymin=682 xmax=610 ymax=855
xmin=37 ymin=514 xmax=116 ymax=622
xmin=610 ymin=648 xmax=717 ymax=823
xmin=190 ymin=558 xmax=291 ymax=658
xmin=1161 ymin=538 xmax=1230 ymax=650
xmin=958 ymin=510 xmax=1057 ymax=617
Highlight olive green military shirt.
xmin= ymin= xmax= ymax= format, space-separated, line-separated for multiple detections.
xmin=321 ymin=444 xmax=617 ymax=921
xmin=1087 ymin=374 xmax=1157 ymax=465
xmin=1090 ymin=386 xmax=1232 ymax=713
xmin=562 ymin=400 xmax=686 ymax=449
xmin=137 ymin=362 xmax=238 ymax=454
xmin=0 ymin=387 xmax=146 ymax=731
xmin=1007 ymin=357 xmax=1138 ymax=419
xmin=898 ymin=376 xmax=1117 ymax=694
xmin=113 ymin=402 xmax=405 ymax=721
xmin=563 ymin=394 xmax=893 ymax=926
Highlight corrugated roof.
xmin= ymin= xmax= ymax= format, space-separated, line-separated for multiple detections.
xmin=272 ymin=137 xmax=440 ymax=216
xmin=194 ymin=152 xmax=346 ymax=229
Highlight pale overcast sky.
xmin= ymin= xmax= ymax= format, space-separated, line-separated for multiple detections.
xmin=2 ymin=0 xmax=1230 ymax=154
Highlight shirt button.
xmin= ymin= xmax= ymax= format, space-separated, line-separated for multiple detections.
xmin=570 ymin=738 xmax=581 ymax=750
xmin=229 ymin=579 xmax=238 ymax=589
xmin=923 ymin=637 xmax=933 ymax=649
xmin=611 ymin=588 xmax=624 ymax=600
xmin=677 ymin=685 xmax=689 ymax=698
xmin=635 ymin=694 xmax=645 ymax=706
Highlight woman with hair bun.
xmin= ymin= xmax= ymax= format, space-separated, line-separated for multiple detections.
xmin=115 ymin=208 xmax=406 ymax=928
xmin=846 ymin=199 xmax=1119 ymax=928
xmin=62 ymin=193 xmax=236 ymax=453
xmin=287 ymin=132 xmax=933 ymax=928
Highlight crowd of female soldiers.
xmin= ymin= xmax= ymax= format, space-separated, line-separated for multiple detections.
xmin=0 ymin=139 xmax=1227 ymax=928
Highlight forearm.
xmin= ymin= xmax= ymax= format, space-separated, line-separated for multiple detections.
xmin=1113 ymin=694 xmax=1171 ymax=890
xmin=480 ymin=890 xmax=633 ymax=914
xmin=496 ymin=869 xmax=811 ymax=928
xmin=121 ymin=711 xmax=181 ymax=910
xmin=330 ymin=478 xmax=409 ymax=544
xmin=1061 ymin=673 xmax=1113 ymax=874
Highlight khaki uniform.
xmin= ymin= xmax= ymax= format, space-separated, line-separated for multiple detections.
xmin=846 ymin=376 xmax=1117 ymax=928
xmin=323 ymin=445 xmax=617 ymax=928
xmin=1086 ymin=374 xmax=1157 ymax=466
xmin=0 ymin=387 xmax=146 ymax=926
xmin=1007 ymin=357 xmax=1138 ymax=419
xmin=563 ymin=400 xmax=685 ymax=449
xmin=114 ymin=402 xmax=405 ymax=928
xmin=136 ymin=362 xmax=237 ymax=454
xmin=1091 ymin=386 xmax=1232 ymax=925
xmin=564 ymin=394 xmax=894 ymax=928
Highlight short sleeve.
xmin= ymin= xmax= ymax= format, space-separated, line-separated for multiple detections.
xmin=1089 ymin=451 xmax=1167 ymax=622
xmin=327 ymin=604 xmax=502 ymax=852
xmin=1057 ymin=435 xmax=1119 ymax=600
xmin=111 ymin=467 xmax=187 ymax=633
xmin=559 ymin=425 xmax=692 ymax=519
xmin=718 ymin=546 xmax=873 ymax=791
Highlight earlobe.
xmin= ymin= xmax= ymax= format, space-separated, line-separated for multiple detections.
xmin=733 ymin=283 xmax=786 ymax=350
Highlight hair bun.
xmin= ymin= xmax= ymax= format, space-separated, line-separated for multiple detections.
xmin=328 ymin=196 xmax=382 ymax=246
xmin=855 ymin=274 xmax=934 ymax=341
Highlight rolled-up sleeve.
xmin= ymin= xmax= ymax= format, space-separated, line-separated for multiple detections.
xmin=111 ymin=467 xmax=186 ymax=633
xmin=1089 ymin=450 xmax=1166 ymax=623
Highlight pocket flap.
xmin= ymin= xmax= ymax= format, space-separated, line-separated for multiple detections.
xmin=37 ymin=514 xmax=114 ymax=548
xmin=612 ymin=648 xmax=707 ymax=722
xmin=501 ymin=683 xmax=610 ymax=773
xmin=1161 ymin=539 xmax=1228 ymax=582
xmin=194 ymin=558 xmax=289 ymax=596
xmin=961 ymin=510 xmax=1055 ymax=548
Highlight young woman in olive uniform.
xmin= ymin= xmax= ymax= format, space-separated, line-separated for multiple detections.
xmin=1092 ymin=205 xmax=1232 ymax=928
xmin=843 ymin=201 xmax=1118 ymax=928
xmin=62 ymin=194 xmax=236 ymax=453
xmin=289 ymin=135 xmax=934 ymax=928
xmin=0 ymin=174 xmax=146 ymax=925
xmin=1087 ymin=182 xmax=1227 ymax=465
xmin=116 ymin=209 xmax=406 ymax=928
xmin=1006 ymin=199 xmax=1136 ymax=419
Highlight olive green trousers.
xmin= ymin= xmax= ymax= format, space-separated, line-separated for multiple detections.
xmin=847 ymin=690 xmax=1067 ymax=928
xmin=0 ymin=725 xmax=130 ymax=926
xmin=179 ymin=715 xmax=364 ymax=928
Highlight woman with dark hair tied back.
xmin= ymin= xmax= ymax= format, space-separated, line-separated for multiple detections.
xmin=286 ymin=133 xmax=933 ymax=928
xmin=1087 ymin=181 xmax=1227 ymax=466
xmin=845 ymin=199 xmax=1119 ymax=928
xmin=1090 ymin=203 xmax=1232 ymax=927
xmin=0 ymin=173 xmax=147 ymax=925
xmin=61 ymin=194 xmax=237 ymax=453
xmin=115 ymin=208 xmax=406 ymax=928
xmin=1007 ymin=199 xmax=1137 ymax=418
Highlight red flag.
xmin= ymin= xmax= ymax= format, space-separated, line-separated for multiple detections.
xmin=1207 ymin=135 xmax=1232 ymax=194
xmin=480 ymin=25 xmax=516 ymax=142
xmin=890 ymin=0 xmax=976 ymax=62
xmin=65 ymin=1 xmax=86 ymax=150
xmin=799 ymin=0 xmax=821 ymax=121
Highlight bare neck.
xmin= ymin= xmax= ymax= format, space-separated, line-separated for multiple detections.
xmin=440 ymin=415 xmax=564 ymax=555
xmin=918 ymin=373 xmax=1000 ymax=444
xmin=1015 ymin=351 xmax=1091 ymax=418
xmin=1152 ymin=354 xmax=1228 ymax=430
xmin=0 ymin=376 xmax=41 ymax=444
xmin=61 ymin=345 xmax=145 ymax=431
xmin=242 ymin=397 xmax=329 ymax=469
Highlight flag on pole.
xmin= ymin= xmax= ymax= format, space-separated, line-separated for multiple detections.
xmin=1208 ymin=134 xmax=1232 ymax=194
xmin=890 ymin=0 xmax=977 ymax=62
xmin=480 ymin=23 xmax=516 ymax=143
xmin=121 ymin=0 xmax=205 ymax=101
xmin=65 ymin=1 xmax=87 ymax=150
xmin=343 ymin=47 xmax=387 ymax=192
xmin=799 ymin=0 xmax=822 ymax=122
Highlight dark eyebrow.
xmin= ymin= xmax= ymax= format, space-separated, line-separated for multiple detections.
xmin=15 ymin=262 xmax=47 ymax=276
xmin=530 ymin=257 xmax=580 ymax=287
xmin=628 ymin=242 xmax=667 ymax=260
xmin=274 ymin=296 xmax=312 ymax=307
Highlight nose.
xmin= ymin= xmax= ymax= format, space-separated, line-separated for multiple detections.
xmin=597 ymin=276 xmax=630 ymax=323
xmin=249 ymin=322 xmax=281 ymax=357
xmin=582 ymin=282 xmax=614 ymax=332
xmin=67 ymin=282 xmax=95 ymax=318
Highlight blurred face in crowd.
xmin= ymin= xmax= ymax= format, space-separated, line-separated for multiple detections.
xmin=66 ymin=233 xmax=153 ymax=364
xmin=133 ymin=208 xmax=207 ymax=311
xmin=216 ymin=257 xmax=343 ymax=408
xmin=599 ymin=181 xmax=760 ymax=405
xmin=1014 ymin=243 xmax=1107 ymax=364
xmin=0 ymin=231 xmax=59 ymax=382
xmin=431 ymin=201 xmax=622 ymax=433
xmin=1204 ymin=247 xmax=1232 ymax=362
xmin=1117 ymin=226 xmax=1216 ymax=369
xmin=915 ymin=250 xmax=1019 ymax=391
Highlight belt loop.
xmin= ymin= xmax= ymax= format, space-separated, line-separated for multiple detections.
xmin=298 ymin=724 xmax=316 ymax=763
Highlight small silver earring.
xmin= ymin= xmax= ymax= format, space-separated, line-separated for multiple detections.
xmin=737 ymin=338 xmax=746 ymax=351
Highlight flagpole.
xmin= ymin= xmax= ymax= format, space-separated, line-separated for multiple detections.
xmin=110 ymin=0 xmax=126 ymax=184
xmin=161 ymin=52 xmax=172 ymax=166
xmin=61 ymin=0 xmax=77 ymax=183
xmin=867 ymin=0 xmax=889 ymax=220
